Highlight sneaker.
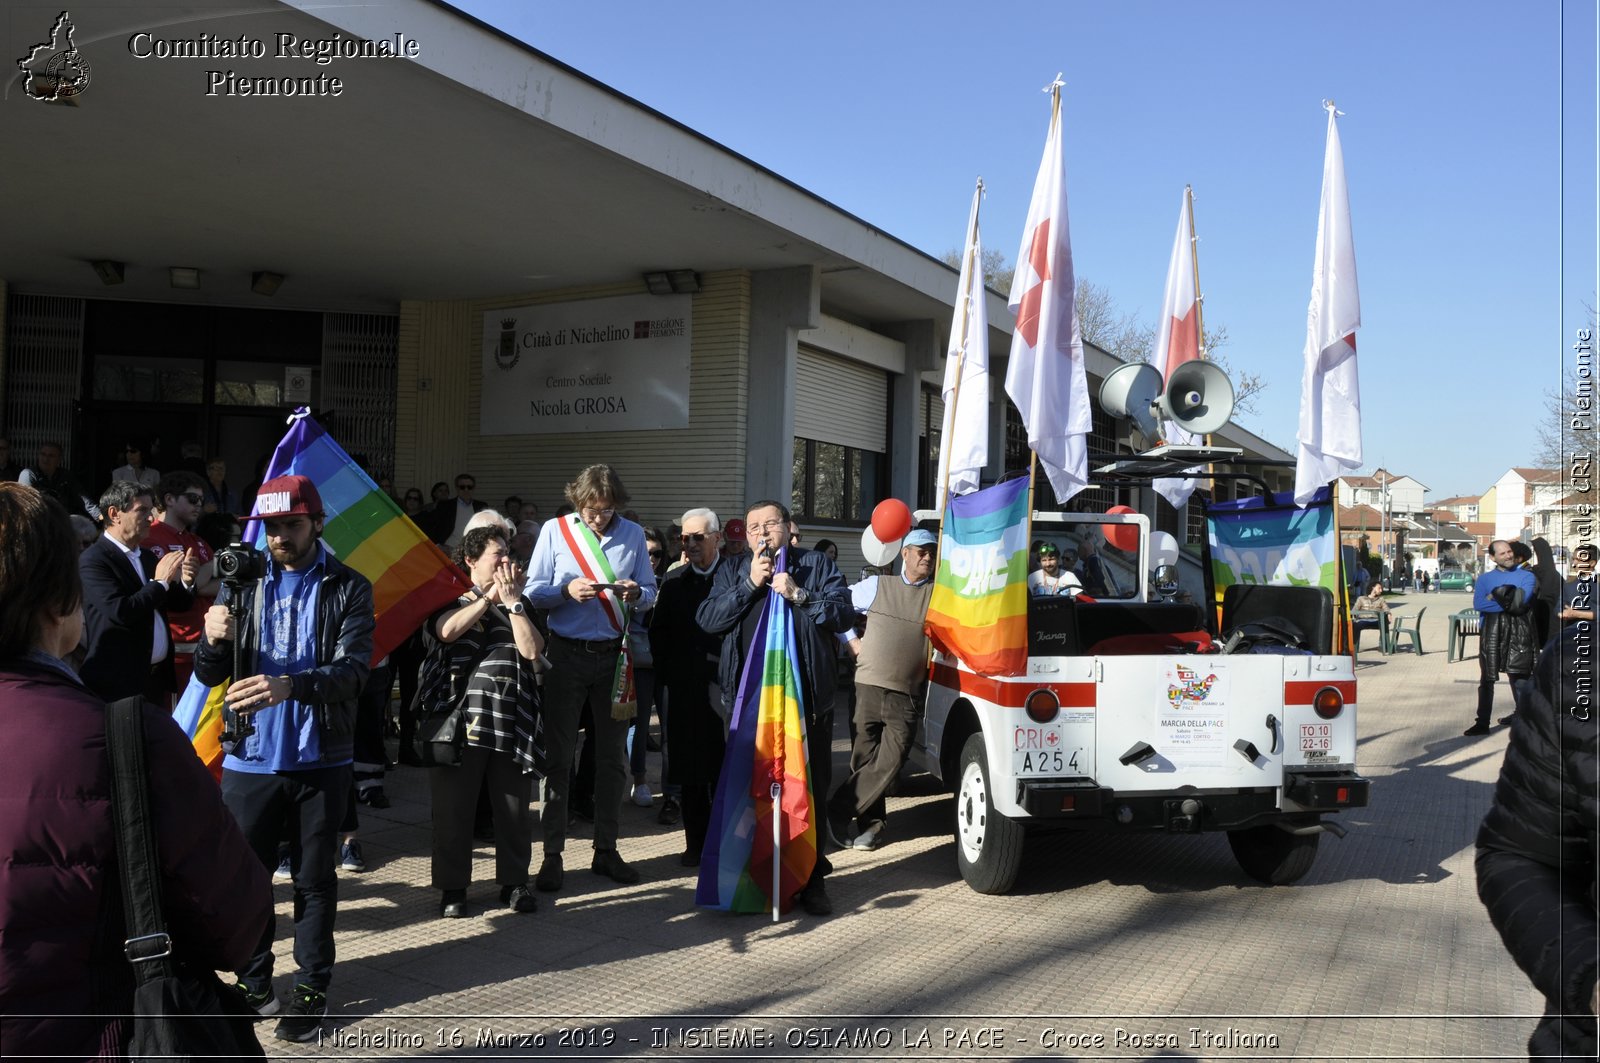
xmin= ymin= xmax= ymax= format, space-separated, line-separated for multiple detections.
xmin=272 ymin=855 xmax=292 ymax=883
xmin=273 ymin=984 xmax=328 ymax=1043
xmin=439 ymin=888 xmax=469 ymax=918
xmin=339 ymin=840 xmax=366 ymax=872
xmin=229 ymin=980 xmax=280 ymax=1017
xmin=1462 ymin=722 xmax=1491 ymax=737
xmin=535 ymin=853 xmax=565 ymax=892
xmin=630 ymin=782 xmax=654 ymax=807
xmin=850 ymin=819 xmax=885 ymax=851
xmin=590 ymin=848 xmax=641 ymax=885
xmin=657 ymin=796 xmax=682 ymax=826
xmin=356 ymin=787 xmax=390 ymax=809
xmin=823 ymin=810 xmax=854 ymax=852
xmin=798 ymin=880 xmax=833 ymax=916
xmin=500 ymin=884 xmax=538 ymax=913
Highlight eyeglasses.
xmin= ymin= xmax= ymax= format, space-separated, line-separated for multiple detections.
xmin=581 ymin=507 xmax=615 ymax=522
xmin=647 ymin=550 xmax=663 ymax=559
xmin=181 ymin=493 xmax=204 ymax=504
xmin=681 ymin=532 xmax=710 ymax=544
xmin=749 ymin=519 xmax=786 ymax=533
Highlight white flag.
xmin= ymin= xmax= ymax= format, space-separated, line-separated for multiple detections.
xmin=938 ymin=180 xmax=991 ymax=509
xmin=1151 ymin=187 xmax=1203 ymax=511
xmin=1005 ymin=82 xmax=1091 ymax=504
xmin=1294 ymin=103 xmax=1362 ymax=505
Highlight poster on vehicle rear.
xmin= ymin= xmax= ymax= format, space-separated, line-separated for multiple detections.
xmin=1156 ymin=660 xmax=1233 ymax=770
xmin=1206 ymin=486 xmax=1339 ymax=593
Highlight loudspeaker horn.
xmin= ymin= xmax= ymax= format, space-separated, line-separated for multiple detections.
xmin=1097 ymin=362 xmax=1163 ymax=443
xmin=1158 ymin=360 xmax=1235 ymax=435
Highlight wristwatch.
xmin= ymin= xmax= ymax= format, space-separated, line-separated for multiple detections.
xmin=507 ymin=600 xmax=526 ymax=616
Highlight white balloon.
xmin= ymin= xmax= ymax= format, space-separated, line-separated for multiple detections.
xmin=861 ymin=526 xmax=900 ymax=567
xmin=1149 ymin=530 xmax=1181 ymax=568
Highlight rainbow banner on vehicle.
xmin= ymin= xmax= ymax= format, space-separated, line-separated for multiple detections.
xmin=174 ymin=408 xmax=471 ymax=779
xmin=1206 ymin=486 xmax=1339 ymax=594
xmin=697 ymin=550 xmax=817 ymax=915
xmin=924 ymin=476 xmax=1032 ymax=676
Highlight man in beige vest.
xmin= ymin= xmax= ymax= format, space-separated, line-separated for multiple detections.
xmin=824 ymin=528 xmax=937 ymax=852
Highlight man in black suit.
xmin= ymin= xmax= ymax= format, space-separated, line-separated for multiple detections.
xmin=421 ymin=472 xmax=485 ymax=550
xmin=79 ymin=480 xmax=197 ymax=703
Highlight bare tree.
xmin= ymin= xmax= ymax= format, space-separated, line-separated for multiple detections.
xmin=938 ymin=247 xmax=1013 ymax=292
xmin=1534 ymin=300 xmax=1597 ymax=476
xmin=935 ymin=257 xmax=1267 ymax=415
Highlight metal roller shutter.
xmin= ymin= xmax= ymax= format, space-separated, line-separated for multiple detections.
xmin=794 ymin=346 xmax=887 ymax=453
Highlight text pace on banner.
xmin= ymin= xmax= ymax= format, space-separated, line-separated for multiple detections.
xmin=480 ymin=293 xmax=691 ymax=435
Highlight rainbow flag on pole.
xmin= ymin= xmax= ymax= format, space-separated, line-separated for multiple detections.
xmin=174 ymin=408 xmax=471 ymax=778
xmin=696 ymin=550 xmax=817 ymax=915
xmin=924 ymin=476 xmax=1032 ymax=676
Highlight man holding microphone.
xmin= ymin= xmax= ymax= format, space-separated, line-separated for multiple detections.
xmin=697 ymin=499 xmax=854 ymax=915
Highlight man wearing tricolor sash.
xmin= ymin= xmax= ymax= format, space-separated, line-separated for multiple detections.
xmin=525 ymin=464 xmax=657 ymax=893
xmin=697 ymin=499 xmax=854 ymax=915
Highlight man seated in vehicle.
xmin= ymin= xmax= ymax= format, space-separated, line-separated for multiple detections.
xmin=1074 ymin=532 xmax=1120 ymax=597
xmin=1028 ymin=542 xmax=1083 ymax=598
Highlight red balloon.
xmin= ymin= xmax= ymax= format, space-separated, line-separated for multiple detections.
xmin=870 ymin=498 xmax=913 ymax=543
xmin=1104 ymin=505 xmax=1139 ymax=553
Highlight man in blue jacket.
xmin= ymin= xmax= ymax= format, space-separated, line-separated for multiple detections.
xmin=1466 ymin=539 xmax=1538 ymax=736
xmin=197 ymin=474 xmax=374 ymax=1043
xmin=697 ymin=499 xmax=854 ymax=915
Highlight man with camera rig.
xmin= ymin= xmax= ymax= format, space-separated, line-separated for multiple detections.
xmin=196 ymin=475 xmax=374 ymax=1043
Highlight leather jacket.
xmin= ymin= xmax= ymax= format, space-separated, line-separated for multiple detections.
xmin=1483 ymin=585 xmax=1537 ymax=676
xmin=195 ymin=548 xmax=374 ymax=763
xmin=696 ymin=546 xmax=855 ymax=721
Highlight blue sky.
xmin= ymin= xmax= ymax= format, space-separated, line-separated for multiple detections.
xmin=456 ymin=0 xmax=1594 ymax=504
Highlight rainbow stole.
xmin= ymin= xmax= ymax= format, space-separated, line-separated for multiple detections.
xmin=924 ymin=476 xmax=1032 ymax=676
xmin=695 ymin=549 xmax=818 ymax=912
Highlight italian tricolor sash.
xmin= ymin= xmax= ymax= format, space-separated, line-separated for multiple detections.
xmin=557 ymin=514 xmax=637 ymax=721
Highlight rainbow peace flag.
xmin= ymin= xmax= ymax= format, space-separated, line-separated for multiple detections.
xmin=696 ymin=550 xmax=817 ymax=914
xmin=174 ymin=409 xmax=471 ymax=778
xmin=924 ymin=476 xmax=1031 ymax=676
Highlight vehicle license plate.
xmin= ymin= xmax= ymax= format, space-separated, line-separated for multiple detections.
xmin=1012 ymin=723 xmax=1078 ymax=776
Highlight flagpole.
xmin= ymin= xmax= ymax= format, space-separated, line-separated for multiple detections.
xmin=1185 ymin=185 xmax=1216 ymax=508
xmin=936 ymin=177 xmax=986 ymax=515
xmin=770 ymin=782 xmax=781 ymax=922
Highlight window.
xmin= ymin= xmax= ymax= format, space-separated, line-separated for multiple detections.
xmin=792 ymin=437 xmax=886 ymax=524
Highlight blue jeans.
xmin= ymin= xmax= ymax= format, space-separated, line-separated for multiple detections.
xmin=223 ymin=764 xmax=351 ymax=992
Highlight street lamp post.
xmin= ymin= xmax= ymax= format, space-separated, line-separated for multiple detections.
xmin=1378 ymin=470 xmax=1389 ymax=588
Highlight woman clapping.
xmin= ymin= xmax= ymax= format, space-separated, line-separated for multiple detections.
xmin=427 ymin=526 xmax=545 ymax=918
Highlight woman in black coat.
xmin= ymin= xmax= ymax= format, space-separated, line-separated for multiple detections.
xmin=1477 ymin=624 xmax=1598 ymax=1060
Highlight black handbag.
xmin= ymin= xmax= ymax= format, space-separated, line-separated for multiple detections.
xmin=411 ymin=627 xmax=496 ymax=768
xmin=105 ymin=696 xmax=266 ymax=1063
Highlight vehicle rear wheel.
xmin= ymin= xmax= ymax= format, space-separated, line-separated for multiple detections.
xmin=1227 ymin=824 xmax=1320 ymax=884
xmin=955 ymin=732 xmax=1024 ymax=894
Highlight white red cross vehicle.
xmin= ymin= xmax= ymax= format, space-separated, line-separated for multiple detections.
xmin=910 ymin=501 xmax=1369 ymax=895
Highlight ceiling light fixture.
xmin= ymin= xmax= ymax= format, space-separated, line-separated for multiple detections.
xmin=169 ymin=267 xmax=200 ymax=290
xmin=90 ymin=259 xmax=124 ymax=285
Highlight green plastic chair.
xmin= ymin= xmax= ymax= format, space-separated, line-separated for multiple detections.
xmin=1389 ymin=607 xmax=1426 ymax=655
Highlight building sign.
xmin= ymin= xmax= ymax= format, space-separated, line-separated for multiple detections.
xmin=480 ymin=294 xmax=691 ymax=435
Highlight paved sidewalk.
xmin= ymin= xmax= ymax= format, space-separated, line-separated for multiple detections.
xmin=258 ymin=588 xmax=1543 ymax=1061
